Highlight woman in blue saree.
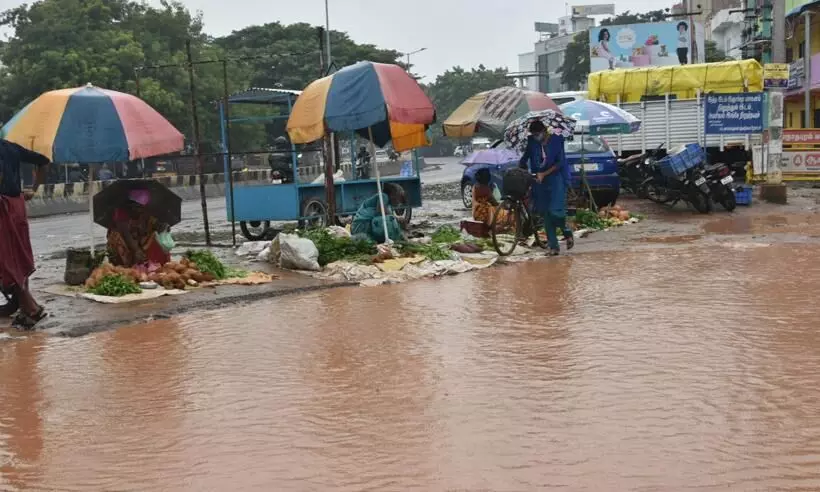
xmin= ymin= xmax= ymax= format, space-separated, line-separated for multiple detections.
xmin=519 ymin=121 xmax=574 ymax=255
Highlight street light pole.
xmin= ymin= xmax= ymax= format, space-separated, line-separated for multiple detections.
xmin=404 ymin=47 xmax=427 ymax=71
xmin=324 ymin=0 xmax=331 ymax=68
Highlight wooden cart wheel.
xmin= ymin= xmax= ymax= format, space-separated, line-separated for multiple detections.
xmin=240 ymin=221 xmax=272 ymax=241
xmin=300 ymin=198 xmax=328 ymax=229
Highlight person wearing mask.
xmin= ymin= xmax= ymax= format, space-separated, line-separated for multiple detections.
xmin=0 ymin=139 xmax=50 ymax=328
xmin=519 ymin=121 xmax=574 ymax=255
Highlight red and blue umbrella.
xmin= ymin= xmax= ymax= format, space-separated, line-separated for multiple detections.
xmin=287 ymin=61 xmax=435 ymax=151
xmin=1 ymin=84 xmax=184 ymax=163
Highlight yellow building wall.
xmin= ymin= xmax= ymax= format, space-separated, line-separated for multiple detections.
xmin=786 ymin=12 xmax=820 ymax=128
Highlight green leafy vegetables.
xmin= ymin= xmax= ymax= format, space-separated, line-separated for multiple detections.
xmin=186 ymin=250 xmax=227 ymax=279
xmin=431 ymin=225 xmax=461 ymax=244
xmin=87 ymin=274 xmax=141 ymax=297
xmin=298 ymin=229 xmax=376 ymax=266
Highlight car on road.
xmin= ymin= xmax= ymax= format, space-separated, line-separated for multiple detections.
xmin=460 ymin=136 xmax=620 ymax=209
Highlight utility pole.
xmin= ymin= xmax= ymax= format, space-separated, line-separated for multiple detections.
xmin=222 ymin=59 xmax=237 ymax=246
xmin=185 ymin=39 xmax=211 ymax=246
xmin=805 ymin=11 xmax=812 ymax=128
xmin=317 ymin=27 xmax=336 ymax=224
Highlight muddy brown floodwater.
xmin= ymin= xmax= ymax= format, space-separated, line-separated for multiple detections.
xmin=4 ymin=239 xmax=820 ymax=490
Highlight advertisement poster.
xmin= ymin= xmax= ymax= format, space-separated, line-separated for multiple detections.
xmin=589 ymin=21 xmax=705 ymax=72
xmin=704 ymin=93 xmax=765 ymax=135
xmin=781 ymin=152 xmax=820 ymax=173
xmin=763 ymin=63 xmax=790 ymax=89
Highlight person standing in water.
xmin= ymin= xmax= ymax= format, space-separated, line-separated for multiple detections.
xmin=519 ymin=121 xmax=574 ymax=256
xmin=0 ymin=139 xmax=50 ymax=328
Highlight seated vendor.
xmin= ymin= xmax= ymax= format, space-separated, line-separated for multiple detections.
xmin=472 ymin=168 xmax=500 ymax=226
xmin=107 ymin=189 xmax=171 ymax=267
xmin=351 ymin=182 xmax=405 ymax=243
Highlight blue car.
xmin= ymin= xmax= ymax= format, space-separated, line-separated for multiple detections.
xmin=460 ymin=135 xmax=621 ymax=208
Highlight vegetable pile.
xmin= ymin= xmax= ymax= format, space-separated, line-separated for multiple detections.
xmin=185 ymin=250 xmax=228 ymax=279
xmin=298 ymin=229 xmax=376 ymax=266
xmin=87 ymin=273 xmax=141 ymax=297
xmin=84 ymin=259 xmax=217 ymax=293
xmin=573 ymin=206 xmax=641 ymax=230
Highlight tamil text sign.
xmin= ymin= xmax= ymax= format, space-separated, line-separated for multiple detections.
xmin=704 ymin=93 xmax=765 ymax=135
xmin=781 ymin=151 xmax=820 ymax=172
xmin=764 ymin=63 xmax=790 ymax=89
xmin=589 ymin=21 xmax=705 ymax=72
xmin=784 ymin=129 xmax=820 ymax=145
xmin=788 ymin=60 xmax=804 ymax=89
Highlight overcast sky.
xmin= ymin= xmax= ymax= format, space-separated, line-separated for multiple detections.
xmin=1 ymin=0 xmax=673 ymax=81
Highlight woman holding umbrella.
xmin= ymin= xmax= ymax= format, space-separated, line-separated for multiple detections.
xmin=505 ymin=110 xmax=576 ymax=256
xmin=519 ymin=121 xmax=574 ymax=255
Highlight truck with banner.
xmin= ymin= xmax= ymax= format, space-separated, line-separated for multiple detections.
xmin=584 ymin=60 xmax=764 ymax=170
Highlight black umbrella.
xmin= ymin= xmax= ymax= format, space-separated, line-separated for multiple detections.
xmin=93 ymin=179 xmax=182 ymax=229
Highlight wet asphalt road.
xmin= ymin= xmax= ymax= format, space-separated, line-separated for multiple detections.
xmin=29 ymin=157 xmax=465 ymax=256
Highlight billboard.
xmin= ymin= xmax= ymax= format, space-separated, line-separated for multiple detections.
xmin=589 ymin=21 xmax=705 ymax=72
xmin=571 ymin=4 xmax=615 ymax=16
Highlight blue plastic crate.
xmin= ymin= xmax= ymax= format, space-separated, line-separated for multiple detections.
xmin=658 ymin=143 xmax=706 ymax=178
xmin=734 ymin=185 xmax=753 ymax=205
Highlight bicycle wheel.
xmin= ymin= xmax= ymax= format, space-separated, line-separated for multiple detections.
xmin=529 ymin=211 xmax=548 ymax=249
xmin=491 ymin=198 xmax=522 ymax=257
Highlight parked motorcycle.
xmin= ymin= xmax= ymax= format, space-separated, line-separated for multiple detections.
xmin=702 ymin=161 xmax=737 ymax=211
xmin=642 ymin=155 xmax=713 ymax=214
xmin=617 ymin=143 xmax=665 ymax=198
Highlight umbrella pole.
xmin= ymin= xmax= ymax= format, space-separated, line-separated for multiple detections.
xmin=367 ymin=127 xmax=391 ymax=245
xmin=88 ymin=163 xmax=95 ymax=255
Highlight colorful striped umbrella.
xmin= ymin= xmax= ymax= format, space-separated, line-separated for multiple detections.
xmin=443 ymin=87 xmax=561 ymax=139
xmin=287 ymin=61 xmax=435 ymax=152
xmin=558 ymin=100 xmax=641 ymax=135
xmin=1 ymin=84 xmax=184 ymax=163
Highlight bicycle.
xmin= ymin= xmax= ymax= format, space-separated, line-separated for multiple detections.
xmin=490 ymin=182 xmax=547 ymax=256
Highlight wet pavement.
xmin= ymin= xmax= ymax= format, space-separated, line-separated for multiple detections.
xmin=6 ymin=186 xmax=820 ymax=489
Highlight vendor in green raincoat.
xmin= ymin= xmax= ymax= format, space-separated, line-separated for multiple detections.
xmin=351 ymin=182 xmax=405 ymax=243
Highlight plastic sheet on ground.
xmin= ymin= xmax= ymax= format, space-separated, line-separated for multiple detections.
xmin=306 ymin=253 xmax=498 ymax=286
xmin=236 ymin=241 xmax=269 ymax=257
xmin=43 ymin=284 xmax=189 ymax=304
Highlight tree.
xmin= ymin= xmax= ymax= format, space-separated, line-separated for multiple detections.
xmin=422 ymin=65 xmax=512 ymax=153
xmin=560 ymin=32 xmax=590 ymax=91
xmin=0 ymin=0 xmax=406 ymax=154
xmin=215 ymin=23 xmax=401 ymax=91
xmin=705 ymin=40 xmax=729 ymax=62
xmin=558 ymin=9 xmax=671 ymax=91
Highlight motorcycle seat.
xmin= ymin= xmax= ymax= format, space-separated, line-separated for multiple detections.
xmin=704 ymin=163 xmax=724 ymax=172
xmin=618 ymin=154 xmax=643 ymax=165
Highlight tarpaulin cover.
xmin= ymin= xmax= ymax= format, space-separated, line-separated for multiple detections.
xmin=588 ymin=60 xmax=763 ymax=103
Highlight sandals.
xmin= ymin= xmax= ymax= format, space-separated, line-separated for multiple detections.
xmin=12 ymin=306 xmax=47 ymax=330
xmin=565 ymin=235 xmax=575 ymax=251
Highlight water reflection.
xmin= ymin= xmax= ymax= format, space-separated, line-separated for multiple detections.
xmin=3 ymin=243 xmax=820 ymax=489
xmin=0 ymin=336 xmax=44 ymax=490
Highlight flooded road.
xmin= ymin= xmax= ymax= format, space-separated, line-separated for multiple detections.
xmin=4 ymin=239 xmax=820 ymax=490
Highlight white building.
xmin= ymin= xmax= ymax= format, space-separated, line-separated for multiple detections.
xmin=710 ymin=7 xmax=744 ymax=59
xmin=513 ymin=16 xmax=595 ymax=93
xmin=517 ymin=51 xmax=538 ymax=90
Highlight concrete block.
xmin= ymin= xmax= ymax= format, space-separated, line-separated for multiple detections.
xmin=759 ymin=183 xmax=788 ymax=204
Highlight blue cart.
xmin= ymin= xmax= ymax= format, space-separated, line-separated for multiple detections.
xmin=218 ymin=88 xmax=423 ymax=240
